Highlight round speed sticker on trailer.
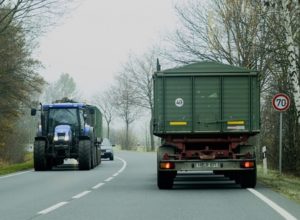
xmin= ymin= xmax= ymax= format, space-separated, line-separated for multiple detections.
xmin=175 ymin=98 xmax=184 ymax=107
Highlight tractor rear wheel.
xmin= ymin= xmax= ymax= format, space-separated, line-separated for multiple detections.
xmin=78 ymin=140 xmax=92 ymax=170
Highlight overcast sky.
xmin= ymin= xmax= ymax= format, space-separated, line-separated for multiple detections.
xmin=36 ymin=0 xmax=179 ymax=100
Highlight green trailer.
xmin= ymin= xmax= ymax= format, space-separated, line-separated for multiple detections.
xmin=86 ymin=105 xmax=103 ymax=139
xmin=153 ymin=61 xmax=260 ymax=189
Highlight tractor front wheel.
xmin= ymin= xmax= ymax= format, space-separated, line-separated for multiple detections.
xmin=34 ymin=140 xmax=47 ymax=171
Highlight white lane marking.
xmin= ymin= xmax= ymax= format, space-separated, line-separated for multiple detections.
xmin=72 ymin=190 xmax=91 ymax=199
xmin=92 ymin=182 xmax=105 ymax=189
xmin=0 ymin=170 xmax=32 ymax=179
xmin=113 ymin=173 xmax=119 ymax=177
xmin=37 ymin=157 xmax=128 ymax=216
xmin=38 ymin=202 xmax=68 ymax=215
xmin=105 ymin=177 xmax=114 ymax=182
xmin=248 ymin=188 xmax=298 ymax=220
xmin=116 ymin=156 xmax=127 ymax=173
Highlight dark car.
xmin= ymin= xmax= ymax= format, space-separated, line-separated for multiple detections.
xmin=101 ymin=138 xmax=114 ymax=160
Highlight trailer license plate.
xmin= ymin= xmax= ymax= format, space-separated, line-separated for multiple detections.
xmin=195 ymin=162 xmax=220 ymax=168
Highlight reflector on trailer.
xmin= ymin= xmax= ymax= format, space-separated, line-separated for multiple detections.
xmin=169 ymin=121 xmax=187 ymax=126
xmin=227 ymin=120 xmax=245 ymax=125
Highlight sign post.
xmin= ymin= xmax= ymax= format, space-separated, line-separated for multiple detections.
xmin=272 ymin=93 xmax=290 ymax=174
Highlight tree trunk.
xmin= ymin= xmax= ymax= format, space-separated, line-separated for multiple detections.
xmin=107 ymin=122 xmax=110 ymax=139
xmin=125 ymin=122 xmax=129 ymax=150
xmin=281 ymin=0 xmax=300 ymax=122
xmin=150 ymin=111 xmax=155 ymax=152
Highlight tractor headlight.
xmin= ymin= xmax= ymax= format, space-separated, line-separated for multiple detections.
xmin=64 ymin=134 xmax=70 ymax=142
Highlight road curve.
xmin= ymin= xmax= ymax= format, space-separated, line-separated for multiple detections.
xmin=0 ymin=151 xmax=299 ymax=220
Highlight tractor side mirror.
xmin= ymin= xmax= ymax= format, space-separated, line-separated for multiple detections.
xmin=31 ymin=108 xmax=37 ymax=116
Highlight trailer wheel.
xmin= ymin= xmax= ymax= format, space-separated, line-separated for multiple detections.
xmin=90 ymin=142 xmax=95 ymax=169
xmin=78 ymin=140 xmax=92 ymax=170
xmin=240 ymin=169 xmax=257 ymax=188
xmin=97 ymin=148 xmax=102 ymax=165
xmin=157 ymin=171 xmax=175 ymax=189
xmin=34 ymin=140 xmax=47 ymax=171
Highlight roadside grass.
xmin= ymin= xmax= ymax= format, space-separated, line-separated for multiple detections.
xmin=257 ymin=165 xmax=300 ymax=204
xmin=0 ymin=153 xmax=33 ymax=176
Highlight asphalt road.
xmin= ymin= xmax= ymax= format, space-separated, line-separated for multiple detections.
xmin=0 ymin=151 xmax=300 ymax=220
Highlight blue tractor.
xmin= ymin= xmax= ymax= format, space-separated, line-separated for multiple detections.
xmin=31 ymin=99 xmax=103 ymax=170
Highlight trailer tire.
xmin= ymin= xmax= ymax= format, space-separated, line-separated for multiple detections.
xmin=157 ymin=146 xmax=176 ymax=189
xmin=78 ymin=140 xmax=92 ymax=170
xmin=90 ymin=142 xmax=95 ymax=169
xmin=34 ymin=140 xmax=47 ymax=171
xmin=97 ymin=149 xmax=102 ymax=165
xmin=240 ymin=169 xmax=257 ymax=188
xmin=157 ymin=171 xmax=174 ymax=189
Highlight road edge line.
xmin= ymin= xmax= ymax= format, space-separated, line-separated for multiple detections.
xmin=247 ymin=188 xmax=298 ymax=220
xmin=0 ymin=170 xmax=32 ymax=179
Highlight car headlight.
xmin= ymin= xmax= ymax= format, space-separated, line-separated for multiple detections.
xmin=54 ymin=135 xmax=58 ymax=141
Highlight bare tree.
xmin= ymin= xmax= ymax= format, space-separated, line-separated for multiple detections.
xmin=167 ymin=0 xmax=300 ymax=173
xmin=93 ymin=90 xmax=114 ymax=139
xmin=42 ymin=73 xmax=81 ymax=103
xmin=0 ymin=0 xmax=76 ymax=35
xmin=277 ymin=0 xmax=300 ymax=121
xmin=0 ymin=0 xmax=76 ymax=163
xmin=111 ymin=73 xmax=140 ymax=150
xmin=122 ymin=48 xmax=160 ymax=151
xmin=260 ymin=0 xmax=300 ymax=171
xmin=166 ymin=0 xmax=275 ymax=92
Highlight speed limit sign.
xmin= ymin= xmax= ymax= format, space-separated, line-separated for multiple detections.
xmin=272 ymin=93 xmax=290 ymax=112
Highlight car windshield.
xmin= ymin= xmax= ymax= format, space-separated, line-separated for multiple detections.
xmin=48 ymin=108 xmax=79 ymax=132
xmin=101 ymin=138 xmax=112 ymax=147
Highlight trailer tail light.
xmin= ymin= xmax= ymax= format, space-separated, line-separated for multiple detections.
xmin=160 ymin=162 xmax=175 ymax=169
xmin=241 ymin=161 xmax=255 ymax=168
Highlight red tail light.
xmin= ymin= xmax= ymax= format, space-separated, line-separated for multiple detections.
xmin=160 ymin=162 xmax=175 ymax=169
xmin=241 ymin=161 xmax=255 ymax=168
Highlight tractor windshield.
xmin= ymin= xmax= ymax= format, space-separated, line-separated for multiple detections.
xmin=48 ymin=108 xmax=79 ymax=133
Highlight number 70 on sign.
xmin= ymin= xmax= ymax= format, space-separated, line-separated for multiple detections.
xmin=272 ymin=93 xmax=290 ymax=112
